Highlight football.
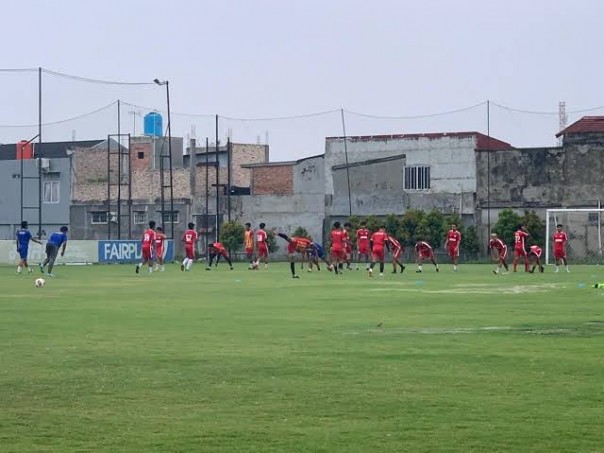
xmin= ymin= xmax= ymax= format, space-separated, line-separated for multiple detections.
xmin=35 ymin=278 xmax=45 ymax=288
xmin=252 ymin=261 xmax=259 ymax=270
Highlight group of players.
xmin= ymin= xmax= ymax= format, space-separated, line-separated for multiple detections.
xmin=489 ymin=224 xmax=570 ymax=274
xmin=246 ymin=221 xmax=462 ymax=278
xmin=15 ymin=221 xmax=69 ymax=277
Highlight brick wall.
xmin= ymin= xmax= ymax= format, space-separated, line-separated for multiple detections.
xmin=231 ymin=144 xmax=268 ymax=187
xmin=251 ymin=165 xmax=294 ymax=195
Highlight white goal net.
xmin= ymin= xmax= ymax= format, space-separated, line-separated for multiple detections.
xmin=545 ymin=209 xmax=604 ymax=264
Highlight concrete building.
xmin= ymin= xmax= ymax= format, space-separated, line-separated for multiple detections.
xmin=0 ymin=140 xmax=105 ymax=239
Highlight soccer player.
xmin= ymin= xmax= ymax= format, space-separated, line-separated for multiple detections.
xmin=512 ymin=225 xmax=530 ymax=272
xmin=307 ymin=240 xmax=330 ymax=271
xmin=552 ymin=224 xmax=570 ymax=273
xmin=16 ymin=221 xmax=41 ymax=274
xmin=489 ymin=233 xmax=509 ymax=274
xmin=244 ymin=223 xmax=255 ymax=269
xmin=528 ymin=244 xmax=544 ymax=273
xmin=355 ymin=222 xmax=371 ymax=270
xmin=40 ymin=226 xmax=68 ymax=277
xmin=387 ymin=234 xmax=405 ymax=274
xmin=368 ymin=225 xmax=388 ymax=277
xmin=255 ymin=222 xmax=270 ymax=269
xmin=181 ymin=222 xmax=198 ymax=272
xmin=445 ymin=223 xmax=462 ymax=272
xmin=136 ymin=221 xmax=156 ymax=274
xmin=277 ymin=233 xmax=313 ymax=278
xmin=154 ymin=226 xmax=166 ymax=272
xmin=206 ymin=242 xmax=234 ymax=270
xmin=329 ymin=222 xmax=347 ymax=275
xmin=415 ymin=240 xmax=439 ymax=273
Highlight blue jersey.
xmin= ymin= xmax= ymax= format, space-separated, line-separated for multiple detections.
xmin=16 ymin=229 xmax=32 ymax=249
xmin=48 ymin=232 xmax=68 ymax=247
xmin=310 ymin=242 xmax=324 ymax=258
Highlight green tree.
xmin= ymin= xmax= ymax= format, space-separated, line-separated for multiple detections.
xmin=462 ymin=226 xmax=480 ymax=257
xmin=384 ymin=213 xmax=401 ymax=237
xmin=347 ymin=215 xmax=363 ymax=230
xmin=521 ymin=210 xmax=546 ymax=246
xmin=493 ymin=209 xmax=521 ymax=245
xmin=420 ymin=209 xmax=445 ymax=248
xmin=399 ymin=209 xmax=426 ymax=246
xmin=220 ymin=221 xmax=245 ymax=253
xmin=266 ymin=230 xmax=278 ymax=253
xmin=292 ymin=226 xmax=310 ymax=239
xmin=362 ymin=215 xmax=381 ymax=233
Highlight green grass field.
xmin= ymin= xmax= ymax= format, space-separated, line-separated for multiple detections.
xmin=1 ymin=262 xmax=604 ymax=452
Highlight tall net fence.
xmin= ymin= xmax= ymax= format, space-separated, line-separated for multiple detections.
xmin=546 ymin=209 xmax=604 ymax=264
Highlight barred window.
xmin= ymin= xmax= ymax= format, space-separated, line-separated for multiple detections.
xmin=404 ymin=166 xmax=430 ymax=190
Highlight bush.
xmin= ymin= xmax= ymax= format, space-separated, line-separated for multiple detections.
xmin=399 ymin=209 xmax=426 ymax=246
xmin=266 ymin=229 xmax=278 ymax=253
xmin=292 ymin=226 xmax=310 ymax=239
xmin=220 ymin=221 xmax=245 ymax=253
xmin=462 ymin=226 xmax=480 ymax=256
xmin=520 ymin=210 xmax=546 ymax=246
xmin=493 ymin=209 xmax=521 ymax=246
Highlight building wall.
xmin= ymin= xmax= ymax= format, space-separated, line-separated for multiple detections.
xmin=251 ymin=165 xmax=294 ymax=195
xmin=0 ymin=158 xmax=71 ymax=239
xmin=325 ymin=135 xmax=479 ymax=196
xmin=231 ymin=144 xmax=268 ymax=187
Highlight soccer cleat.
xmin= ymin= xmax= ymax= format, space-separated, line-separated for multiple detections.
xmin=230 ymin=267 xmax=234 ymax=270
xmin=135 ymin=265 xmax=140 ymax=274
xmin=379 ymin=273 xmax=384 ymax=277
xmin=205 ymin=267 xmax=211 ymax=271
xmin=292 ymin=275 xmax=300 ymax=279
xmin=47 ymin=273 xmax=55 ymax=277
xmin=39 ymin=263 xmax=44 ymax=274
xmin=593 ymin=283 xmax=600 ymax=289
xmin=416 ymin=270 xmax=422 ymax=273
xmin=391 ymin=270 xmax=398 ymax=274
xmin=539 ymin=266 xmax=544 ymax=273
xmin=566 ymin=269 xmax=571 ymax=273
xmin=400 ymin=266 xmax=406 ymax=273
xmin=435 ymin=268 xmax=439 ymax=273
xmin=493 ymin=270 xmax=498 ymax=275
xmin=181 ymin=264 xmax=185 ymax=271
xmin=368 ymin=268 xmax=373 ymax=277
xmin=307 ymin=268 xmax=312 ymax=272
xmin=28 ymin=267 xmax=33 ymax=274
xmin=554 ymin=268 xmax=559 ymax=273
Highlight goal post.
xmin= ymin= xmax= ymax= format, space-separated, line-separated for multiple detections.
xmin=545 ymin=209 xmax=604 ymax=264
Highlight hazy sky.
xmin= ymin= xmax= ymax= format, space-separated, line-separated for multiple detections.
xmin=2 ymin=0 xmax=604 ymax=161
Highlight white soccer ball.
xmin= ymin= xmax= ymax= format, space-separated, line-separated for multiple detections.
xmin=252 ymin=261 xmax=259 ymax=270
xmin=35 ymin=278 xmax=45 ymax=288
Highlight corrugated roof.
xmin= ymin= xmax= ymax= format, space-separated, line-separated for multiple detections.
xmin=0 ymin=139 xmax=105 ymax=160
xmin=326 ymin=131 xmax=513 ymax=151
xmin=556 ymin=116 xmax=604 ymax=137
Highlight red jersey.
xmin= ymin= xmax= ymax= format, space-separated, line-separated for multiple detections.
xmin=356 ymin=228 xmax=370 ymax=249
xmin=211 ymin=242 xmax=226 ymax=253
xmin=256 ymin=230 xmax=268 ymax=247
xmin=387 ymin=236 xmax=402 ymax=250
xmin=552 ymin=232 xmax=568 ymax=251
xmin=530 ymin=245 xmax=542 ymax=257
xmin=446 ymin=230 xmax=461 ymax=249
xmin=415 ymin=241 xmax=433 ymax=255
xmin=514 ymin=230 xmax=529 ymax=250
xmin=155 ymin=232 xmax=166 ymax=250
xmin=489 ymin=238 xmax=506 ymax=254
xmin=142 ymin=228 xmax=156 ymax=248
xmin=330 ymin=229 xmax=346 ymax=252
xmin=343 ymin=230 xmax=352 ymax=252
xmin=292 ymin=237 xmax=312 ymax=252
xmin=182 ymin=229 xmax=198 ymax=246
xmin=371 ymin=230 xmax=388 ymax=249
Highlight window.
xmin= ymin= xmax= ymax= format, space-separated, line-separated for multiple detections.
xmin=162 ymin=211 xmax=179 ymax=224
xmin=43 ymin=181 xmax=60 ymax=203
xmin=91 ymin=211 xmax=108 ymax=224
xmin=137 ymin=151 xmax=145 ymax=159
xmin=133 ymin=211 xmax=147 ymax=224
xmin=404 ymin=166 xmax=430 ymax=190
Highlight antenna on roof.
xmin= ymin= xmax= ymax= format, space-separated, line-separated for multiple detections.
xmin=558 ymin=101 xmax=567 ymax=146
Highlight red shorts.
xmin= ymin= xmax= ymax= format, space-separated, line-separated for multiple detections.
xmin=258 ymin=245 xmax=269 ymax=258
xmin=372 ymin=248 xmax=385 ymax=262
xmin=217 ymin=249 xmax=228 ymax=258
xmin=497 ymin=247 xmax=508 ymax=260
xmin=514 ymin=248 xmax=527 ymax=258
xmin=142 ymin=247 xmax=152 ymax=261
xmin=358 ymin=244 xmax=370 ymax=255
xmin=392 ymin=247 xmax=402 ymax=260
xmin=185 ymin=245 xmax=195 ymax=259
xmin=448 ymin=246 xmax=459 ymax=258
xmin=287 ymin=242 xmax=297 ymax=255
xmin=554 ymin=249 xmax=565 ymax=259
xmin=331 ymin=249 xmax=345 ymax=260
xmin=418 ymin=251 xmax=433 ymax=260
xmin=156 ymin=246 xmax=164 ymax=259
xmin=245 ymin=247 xmax=254 ymax=258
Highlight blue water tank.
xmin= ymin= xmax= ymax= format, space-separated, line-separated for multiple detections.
xmin=144 ymin=112 xmax=163 ymax=137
